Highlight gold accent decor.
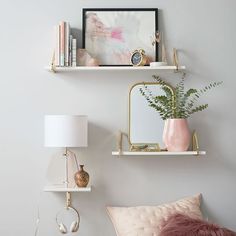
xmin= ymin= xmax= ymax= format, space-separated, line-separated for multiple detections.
xmin=192 ymin=130 xmax=200 ymax=156
xmin=173 ymin=48 xmax=179 ymax=71
xmin=128 ymin=82 xmax=175 ymax=147
xmin=74 ymin=165 xmax=89 ymax=188
xmin=50 ymin=50 xmax=56 ymax=73
xmin=130 ymin=143 xmax=161 ymax=152
xmin=66 ymin=192 xmax=71 ymax=209
xmin=151 ymin=31 xmax=161 ymax=46
xmin=161 ymin=39 xmax=167 ymax=64
xmin=130 ymin=144 xmax=148 ymax=151
xmin=130 ymin=49 xmax=148 ymax=66
xmin=117 ymin=131 xmax=129 ymax=155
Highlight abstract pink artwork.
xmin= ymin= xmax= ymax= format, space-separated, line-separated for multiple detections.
xmin=83 ymin=9 xmax=158 ymax=66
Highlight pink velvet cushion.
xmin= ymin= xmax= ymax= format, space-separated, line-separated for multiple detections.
xmin=160 ymin=213 xmax=236 ymax=236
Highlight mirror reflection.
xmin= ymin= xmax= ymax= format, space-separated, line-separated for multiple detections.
xmin=129 ymin=83 xmax=165 ymax=146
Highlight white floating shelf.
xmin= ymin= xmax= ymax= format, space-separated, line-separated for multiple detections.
xmin=112 ymin=151 xmax=206 ymax=156
xmin=44 ymin=186 xmax=92 ymax=192
xmin=46 ymin=65 xmax=186 ymax=72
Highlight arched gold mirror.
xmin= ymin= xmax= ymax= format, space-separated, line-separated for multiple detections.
xmin=129 ymin=82 xmax=173 ymax=149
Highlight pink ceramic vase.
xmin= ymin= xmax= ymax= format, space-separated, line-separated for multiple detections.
xmin=162 ymin=119 xmax=169 ymax=149
xmin=163 ymin=119 xmax=191 ymax=151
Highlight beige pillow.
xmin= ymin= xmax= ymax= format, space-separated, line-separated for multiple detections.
xmin=107 ymin=194 xmax=202 ymax=236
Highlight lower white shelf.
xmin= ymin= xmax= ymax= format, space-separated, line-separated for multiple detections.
xmin=112 ymin=151 xmax=206 ymax=156
xmin=44 ymin=186 xmax=92 ymax=192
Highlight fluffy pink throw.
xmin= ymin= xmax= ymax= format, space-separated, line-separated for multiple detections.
xmin=160 ymin=213 xmax=236 ymax=236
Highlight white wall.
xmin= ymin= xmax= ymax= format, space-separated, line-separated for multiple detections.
xmin=0 ymin=0 xmax=236 ymax=235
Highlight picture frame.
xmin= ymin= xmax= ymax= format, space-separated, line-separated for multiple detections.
xmin=82 ymin=8 xmax=158 ymax=66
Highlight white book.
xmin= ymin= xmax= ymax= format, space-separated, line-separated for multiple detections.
xmin=65 ymin=22 xmax=70 ymax=67
xmin=72 ymin=38 xmax=77 ymax=67
xmin=69 ymin=35 xmax=73 ymax=66
xmin=54 ymin=25 xmax=60 ymax=66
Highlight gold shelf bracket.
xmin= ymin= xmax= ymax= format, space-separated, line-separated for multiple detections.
xmin=116 ymin=131 xmax=128 ymax=157
xmin=50 ymin=50 xmax=56 ymax=73
xmin=173 ymin=48 xmax=179 ymax=73
xmin=66 ymin=192 xmax=72 ymax=209
xmin=192 ymin=130 xmax=200 ymax=157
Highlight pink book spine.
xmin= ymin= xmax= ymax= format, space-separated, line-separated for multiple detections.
xmin=55 ymin=25 xmax=60 ymax=66
xmin=60 ymin=21 xmax=65 ymax=66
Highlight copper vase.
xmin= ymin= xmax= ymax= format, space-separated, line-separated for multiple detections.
xmin=74 ymin=165 xmax=89 ymax=187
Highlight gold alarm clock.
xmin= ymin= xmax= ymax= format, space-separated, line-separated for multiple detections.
xmin=130 ymin=49 xmax=148 ymax=66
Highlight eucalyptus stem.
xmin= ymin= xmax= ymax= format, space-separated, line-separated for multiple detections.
xmin=140 ymin=75 xmax=222 ymax=120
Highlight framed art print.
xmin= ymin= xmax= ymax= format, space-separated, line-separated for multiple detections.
xmin=82 ymin=8 xmax=158 ymax=66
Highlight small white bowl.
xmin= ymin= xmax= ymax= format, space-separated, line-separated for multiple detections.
xmin=150 ymin=62 xmax=168 ymax=67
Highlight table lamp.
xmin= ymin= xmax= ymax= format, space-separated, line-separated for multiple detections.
xmin=44 ymin=115 xmax=88 ymax=188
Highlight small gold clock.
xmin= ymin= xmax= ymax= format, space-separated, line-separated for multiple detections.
xmin=130 ymin=49 xmax=148 ymax=66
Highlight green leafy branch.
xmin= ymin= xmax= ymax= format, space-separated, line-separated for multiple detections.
xmin=140 ymin=74 xmax=222 ymax=120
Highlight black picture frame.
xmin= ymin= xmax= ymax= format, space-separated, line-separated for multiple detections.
xmin=82 ymin=8 xmax=158 ymax=66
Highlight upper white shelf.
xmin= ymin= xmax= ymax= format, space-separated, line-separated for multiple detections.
xmin=46 ymin=65 xmax=186 ymax=72
xmin=112 ymin=151 xmax=206 ymax=157
xmin=44 ymin=185 xmax=92 ymax=192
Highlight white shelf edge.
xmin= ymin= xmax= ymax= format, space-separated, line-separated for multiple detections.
xmin=45 ymin=65 xmax=186 ymax=72
xmin=112 ymin=151 xmax=206 ymax=156
xmin=44 ymin=186 xmax=92 ymax=192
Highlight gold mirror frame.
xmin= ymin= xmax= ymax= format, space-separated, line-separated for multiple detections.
xmin=128 ymin=81 xmax=174 ymax=151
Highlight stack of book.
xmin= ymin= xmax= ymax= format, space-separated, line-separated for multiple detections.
xmin=54 ymin=21 xmax=77 ymax=67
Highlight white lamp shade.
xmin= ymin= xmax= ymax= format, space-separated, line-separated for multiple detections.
xmin=44 ymin=115 xmax=88 ymax=147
